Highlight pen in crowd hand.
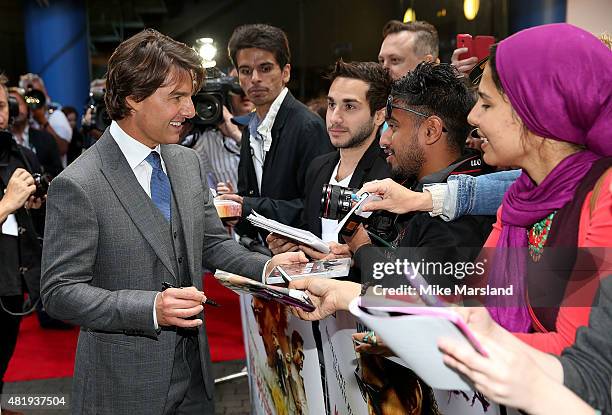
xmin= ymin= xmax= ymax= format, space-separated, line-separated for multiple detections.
xmin=161 ymin=282 xmax=221 ymax=307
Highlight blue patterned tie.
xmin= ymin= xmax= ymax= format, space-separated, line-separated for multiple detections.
xmin=145 ymin=152 xmax=171 ymax=221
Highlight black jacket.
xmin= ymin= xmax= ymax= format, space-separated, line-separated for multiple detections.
xmin=303 ymin=137 xmax=391 ymax=238
xmin=354 ymin=150 xmax=496 ymax=285
xmin=237 ymin=91 xmax=333 ymax=238
xmin=28 ymin=128 xmax=63 ymax=177
xmin=0 ymin=135 xmax=43 ymax=299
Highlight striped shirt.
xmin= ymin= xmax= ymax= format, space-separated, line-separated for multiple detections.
xmin=189 ymin=129 xmax=241 ymax=191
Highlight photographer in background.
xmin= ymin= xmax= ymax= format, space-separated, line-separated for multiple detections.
xmin=183 ymin=68 xmax=253 ymax=193
xmin=9 ymin=88 xmax=63 ymax=177
xmin=0 ymin=73 xmax=45 ymax=415
xmin=19 ymin=73 xmax=72 ymax=166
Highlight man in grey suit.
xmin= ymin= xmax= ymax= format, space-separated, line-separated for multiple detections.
xmin=41 ymin=29 xmax=304 ymax=415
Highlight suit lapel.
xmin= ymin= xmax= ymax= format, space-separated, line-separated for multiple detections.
xmin=162 ymin=145 xmax=198 ymax=283
xmin=96 ymin=133 xmax=177 ymax=280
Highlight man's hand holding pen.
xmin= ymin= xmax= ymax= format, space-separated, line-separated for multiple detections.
xmin=155 ymin=284 xmax=220 ymax=328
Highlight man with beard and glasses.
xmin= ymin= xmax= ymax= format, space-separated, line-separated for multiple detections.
xmin=266 ymin=60 xmax=391 ymax=258
xmin=346 ymin=62 xmax=496 ymax=283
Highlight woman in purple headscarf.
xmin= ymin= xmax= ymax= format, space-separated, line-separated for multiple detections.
xmin=472 ymin=23 xmax=612 ymax=354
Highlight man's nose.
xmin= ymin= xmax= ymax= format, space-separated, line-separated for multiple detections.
xmin=379 ymin=127 xmax=393 ymax=146
xmin=251 ymin=69 xmax=262 ymax=83
xmin=329 ymin=107 xmax=343 ymax=124
xmin=183 ymin=98 xmax=196 ymax=119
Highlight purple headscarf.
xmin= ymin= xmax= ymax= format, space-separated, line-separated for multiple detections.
xmin=487 ymin=24 xmax=612 ymax=331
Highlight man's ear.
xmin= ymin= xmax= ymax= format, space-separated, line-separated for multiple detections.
xmin=423 ymin=116 xmax=445 ymax=145
xmin=125 ymin=96 xmax=139 ymax=114
xmin=282 ymin=64 xmax=291 ymax=85
xmin=373 ymin=107 xmax=386 ymax=127
xmin=423 ymin=54 xmax=440 ymax=64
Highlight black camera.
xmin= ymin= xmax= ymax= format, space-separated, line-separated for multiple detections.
xmin=24 ymin=86 xmax=47 ymax=111
xmin=191 ymin=67 xmax=243 ymax=128
xmin=32 ymin=173 xmax=51 ymax=199
xmin=320 ymin=184 xmax=397 ymax=243
xmin=83 ymin=88 xmax=110 ymax=132
xmin=320 ymin=184 xmax=359 ymax=221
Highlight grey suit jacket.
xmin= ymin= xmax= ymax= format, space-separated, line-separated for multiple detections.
xmin=41 ymin=129 xmax=269 ymax=415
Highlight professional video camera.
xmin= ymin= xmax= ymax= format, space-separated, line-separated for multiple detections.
xmin=191 ymin=67 xmax=244 ymax=128
xmin=320 ymin=184 xmax=397 ymax=243
xmin=82 ymin=88 xmax=110 ymax=132
xmin=23 ymin=87 xmax=47 ymax=111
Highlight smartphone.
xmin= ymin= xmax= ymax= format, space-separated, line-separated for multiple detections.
xmin=473 ymin=35 xmax=495 ymax=61
xmin=457 ymin=34 xmax=495 ymax=61
xmin=456 ymin=34 xmax=473 ymax=61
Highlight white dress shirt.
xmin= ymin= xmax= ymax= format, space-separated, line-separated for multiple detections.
xmin=110 ymin=121 xmax=167 ymax=193
xmin=249 ymin=87 xmax=288 ymax=191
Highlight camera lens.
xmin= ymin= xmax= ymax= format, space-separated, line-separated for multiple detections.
xmin=194 ymin=94 xmax=222 ymax=125
xmin=24 ymin=89 xmax=46 ymax=111
xmin=320 ymin=184 xmax=358 ymax=221
xmin=32 ymin=173 xmax=51 ymax=199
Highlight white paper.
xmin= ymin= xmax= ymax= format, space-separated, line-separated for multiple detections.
xmin=246 ymin=210 xmax=330 ymax=253
xmin=348 ymin=298 xmax=477 ymax=391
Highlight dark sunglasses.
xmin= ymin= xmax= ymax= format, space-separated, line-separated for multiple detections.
xmin=386 ymin=96 xmax=448 ymax=132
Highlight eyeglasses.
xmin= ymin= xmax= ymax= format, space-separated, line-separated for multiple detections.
xmin=386 ymin=95 xmax=448 ymax=132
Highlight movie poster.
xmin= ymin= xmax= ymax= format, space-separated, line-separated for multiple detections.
xmin=319 ymin=312 xmax=517 ymax=415
xmin=434 ymin=390 xmax=521 ymax=415
xmin=240 ymin=294 xmax=520 ymax=415
xmin=240 ymin=294 xmax=326 ymax=415
xmin=318 ymin=311 xmax=369 ymax=415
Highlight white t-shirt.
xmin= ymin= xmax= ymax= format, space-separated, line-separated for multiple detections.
xmin=320 ymin=161 xmax=353 ymax=243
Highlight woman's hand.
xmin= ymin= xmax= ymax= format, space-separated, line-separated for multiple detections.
xmin=438 ymin=333 xmax=555 ymax=413
xmin=360 ymin=178 xmax=433 ymax=214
